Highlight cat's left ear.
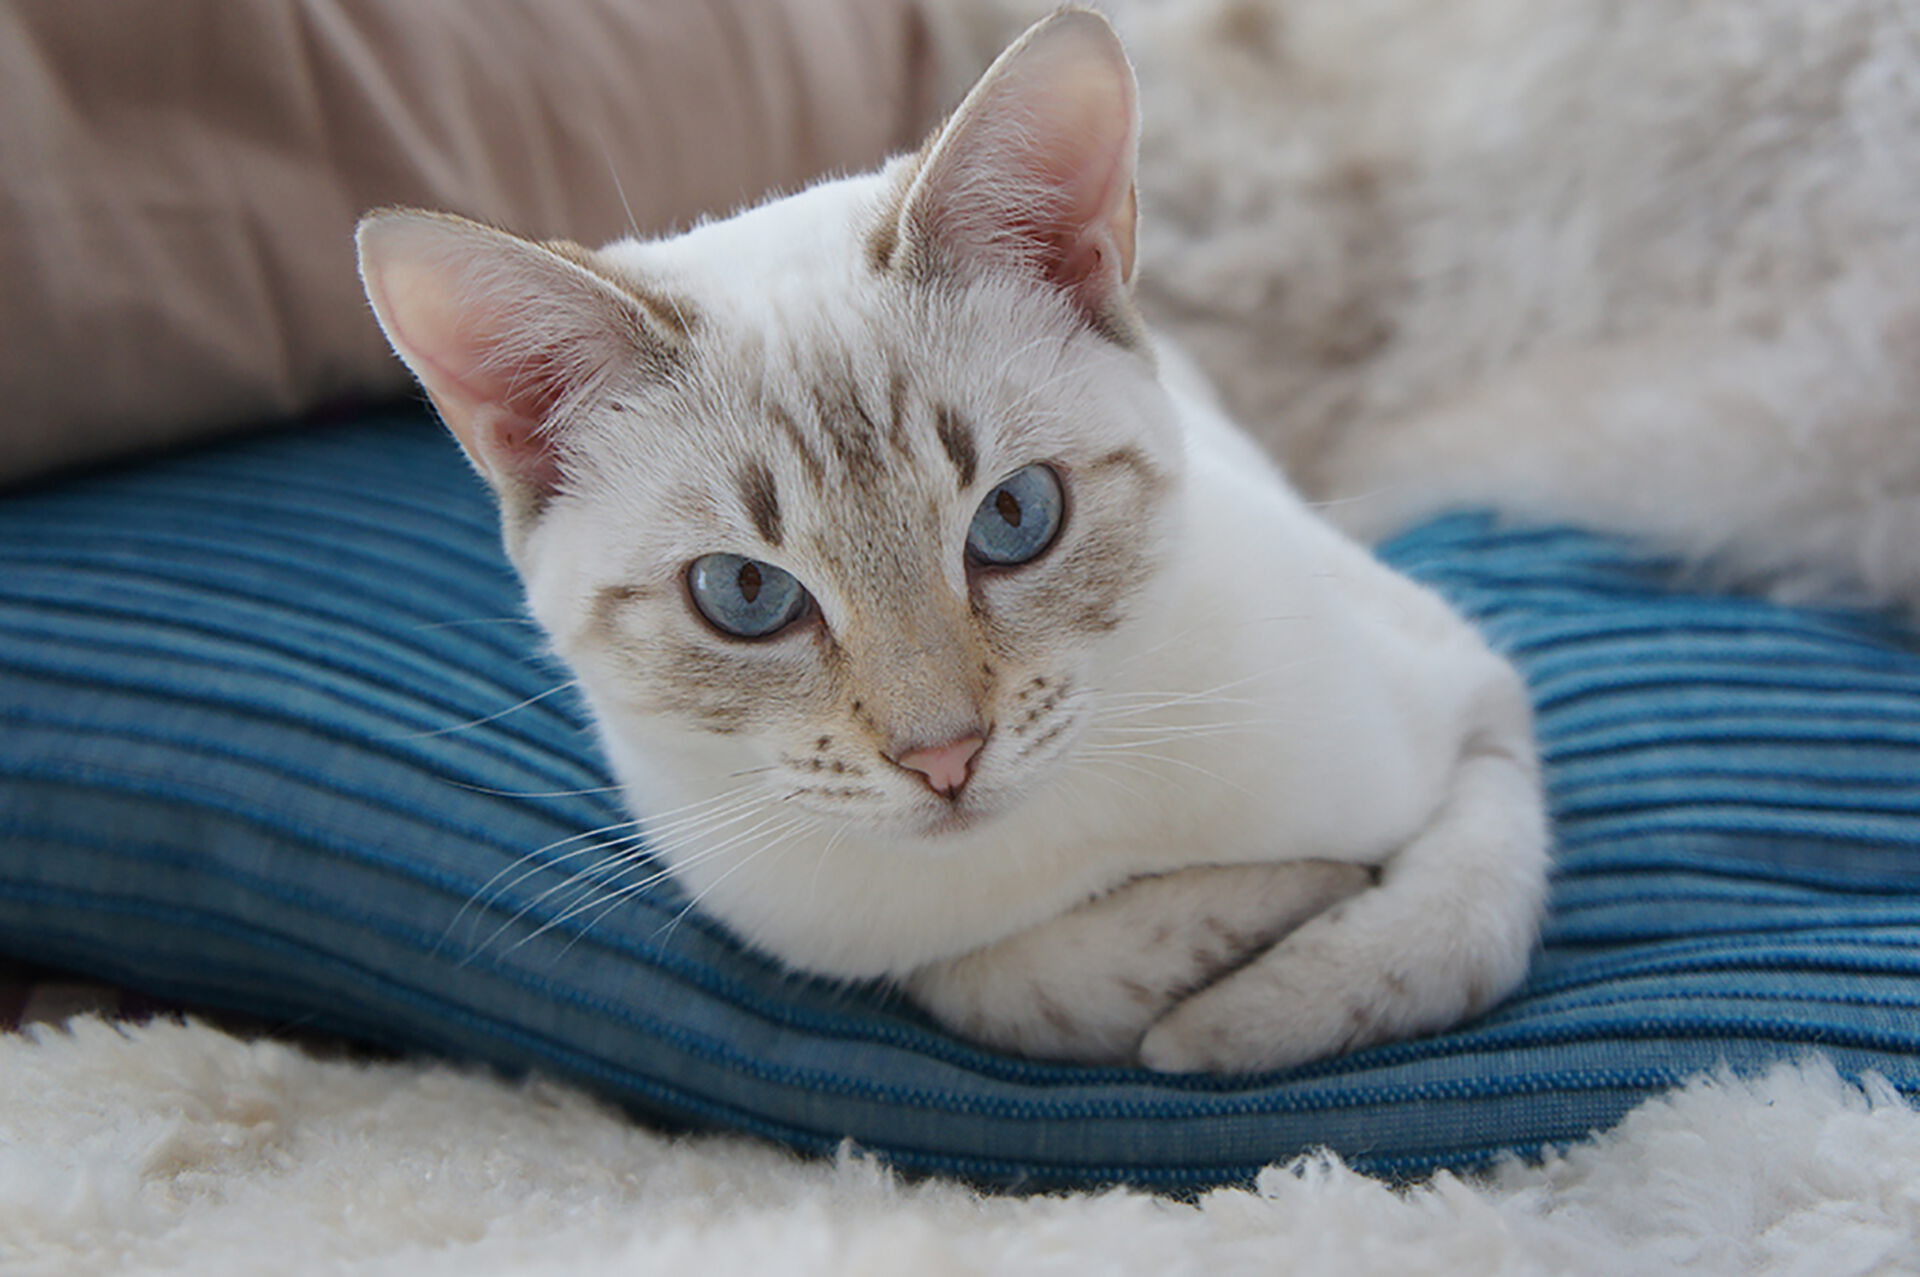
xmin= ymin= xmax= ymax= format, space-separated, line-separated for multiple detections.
xmin=889 ymin=8 xmax=1141 ymax=343
xmin=356 ymin=209 xmax=675 ymax=523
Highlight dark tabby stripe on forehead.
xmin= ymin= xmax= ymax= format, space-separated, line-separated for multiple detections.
xmin=811 ymin=379 xmax=886 ymax=481
xmin=934 ymin=405 xmax=978 ymax=489
xmin=767 ymin=402 xmax=827 ymax=487
xmin=886 ymin=369 xmax=913 ymax=454
xmin=737 ymin=460 xmax=782 ymax=546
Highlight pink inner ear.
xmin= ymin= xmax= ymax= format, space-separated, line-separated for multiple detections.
xmin=470 ymin=403 xmax=565 ymax=494
xmin=1020 ymin=142 xmax=1136 ymax=307
xmin=389 ymin=310 xmax=576 ymax=493
xmin=363 ymin=238 xmax=587 ymax=497
xmin=904 ymin=12 xmax=1139 ymax=323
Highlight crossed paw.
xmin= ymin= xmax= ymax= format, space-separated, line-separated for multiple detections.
xmin=906 ymin=860 xmax=1392 ymax=1071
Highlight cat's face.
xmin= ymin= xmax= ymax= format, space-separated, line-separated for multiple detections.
xmin=358 ymin=10 xmax=1169 ymax=843
xmin=530 ymin=253 xmax=1182 ymax=839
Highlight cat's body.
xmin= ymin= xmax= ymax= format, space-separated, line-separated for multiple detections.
xmin=357 ymin=11 xmax=1550 ymax=1072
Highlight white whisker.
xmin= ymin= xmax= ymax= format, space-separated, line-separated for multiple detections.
xmin=462 ymin=782 xmax=763 ymax=930
xmin=397 ymin=680 xmax=578 ymax=740
xmin=1075 ymin=746 xmax=1268 ymax=802
xmin=595 ymin=130 xmax=643 ymax=242
xmin=651 ymin=815 xmax=814 ymax=950
xmin=806 ymin=819 xmax=855 ymax=912
xmin=556 ymin=816 xmax=805 ymax=957
xmin=453 ymin=779 xmax=774 ymax=959
xmin=541 ymin=802 xmax=810 ymax=940
xmin=552 ymin=807 xmax=818 ymax=958
xmin=1084 ymin=721 xmax=1295 ymax=750
xmin=410 ymin=616 xmax=541 ymax=632
xmin=444 ymin=779 xmax=627 ymax=799
xmin=445 ymin=813 xmax=647 ymax=949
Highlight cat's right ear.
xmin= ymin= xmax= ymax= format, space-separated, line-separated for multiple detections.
xmin=886 ymin=8 xmax=1141 ymax=343
xmin=356 ymin=210 xmax=671 ymax=514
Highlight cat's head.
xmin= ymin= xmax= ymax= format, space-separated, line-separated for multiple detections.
xmin=357 ymin=11 xmax=1185 ymax=841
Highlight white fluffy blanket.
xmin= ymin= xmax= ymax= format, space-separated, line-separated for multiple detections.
xmin=5 ymin=1017 xmax=1917 ymax=1276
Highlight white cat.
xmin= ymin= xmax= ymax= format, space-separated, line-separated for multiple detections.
xmin=355 ymin=9 xmax=1549 ymax=1073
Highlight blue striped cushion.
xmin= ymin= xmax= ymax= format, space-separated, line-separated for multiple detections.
xmin=3 ymin=407 xmax=1917 ymax=1188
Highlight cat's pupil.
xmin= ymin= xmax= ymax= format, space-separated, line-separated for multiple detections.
xmin=996 ymin=489 xmax=1023 ymax=527
xmin=738 ymin=561 xmax=762 ymax=603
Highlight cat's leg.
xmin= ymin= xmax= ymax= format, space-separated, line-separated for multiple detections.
xmin=904 ymin=861 xmax=1374 ymax=1063
xmin=1138 ymin=703 xmax=1550 ymax=1073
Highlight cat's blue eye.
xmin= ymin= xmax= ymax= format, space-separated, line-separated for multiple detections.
xmin=966 ymin=464 xmax=1064 ymax=567
xmin=687 ymin=554 xmax=810 ymax=639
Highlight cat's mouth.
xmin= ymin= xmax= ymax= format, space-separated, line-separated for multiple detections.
xmin=919 ymin=802 xmax=995 ymax=838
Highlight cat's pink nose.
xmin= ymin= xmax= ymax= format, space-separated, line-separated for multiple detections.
xmin=893 ymin=734 xmax=985 ymax=798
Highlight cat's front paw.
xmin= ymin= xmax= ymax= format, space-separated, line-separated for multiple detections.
xmin=907 ymin=861 xmax=1373 ymax=1064
xmin=1135 ymin=891 xmax=1535 ymax=1074
xmin=1140 ymin=724 xmax=1551 ymax=1073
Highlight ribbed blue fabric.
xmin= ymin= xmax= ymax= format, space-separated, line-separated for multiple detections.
xmin=3 ymin=408 xmax=1917 ymax=1189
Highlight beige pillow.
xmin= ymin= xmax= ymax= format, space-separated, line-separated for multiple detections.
xmin=0 ymin=0 xmax=947 ymax=484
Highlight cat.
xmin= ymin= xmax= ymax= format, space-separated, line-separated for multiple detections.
xmin=354 ymin=8 xmax=1550 ymax=1073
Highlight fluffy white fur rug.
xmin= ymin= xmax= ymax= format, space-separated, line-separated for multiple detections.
xmin=5 ymin=1017 xmax=1917 ymax=1276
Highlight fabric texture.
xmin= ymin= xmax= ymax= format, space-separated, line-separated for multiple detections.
xmin=0 ymin=0 xmax=944 ymax=485
xmin=2 ymin=407 xmax=1918 ymax=1189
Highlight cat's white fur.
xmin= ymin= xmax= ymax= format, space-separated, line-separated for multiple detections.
xmin=356 ymin=11 xmax=1549 ymax=1073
